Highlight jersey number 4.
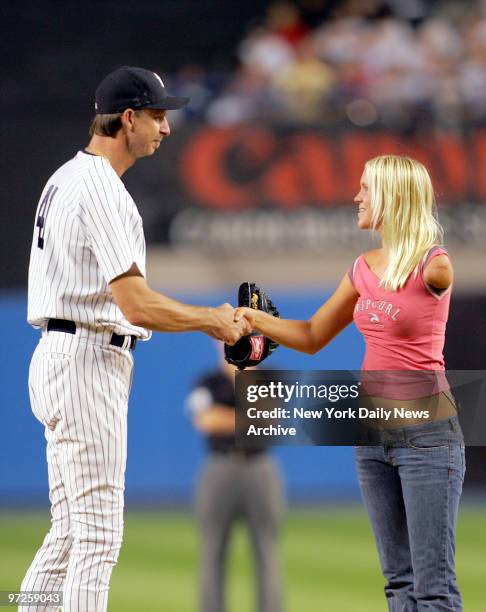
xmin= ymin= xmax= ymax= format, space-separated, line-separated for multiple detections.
xmin=36 ymin=184 xmax=58 ymax=249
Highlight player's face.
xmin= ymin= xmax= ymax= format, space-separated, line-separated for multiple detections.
xmin=128 ymin=109 xmax=171 ymax=158
xmin=354 ymin=170 xmax=372 ymax=229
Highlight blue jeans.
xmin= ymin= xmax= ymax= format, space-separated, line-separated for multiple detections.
xmin=355 ymin=417 xmax=465 ymax=612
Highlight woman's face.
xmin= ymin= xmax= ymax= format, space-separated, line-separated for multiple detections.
xmin=354 ymin=170 xmax=372 ymax=229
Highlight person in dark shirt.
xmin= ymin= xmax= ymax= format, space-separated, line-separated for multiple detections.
xmin=187 ymin=356 xmax=285 ymax=612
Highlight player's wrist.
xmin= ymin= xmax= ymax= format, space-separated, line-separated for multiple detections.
xmin=200 ymin=306 xmax=220 ymax=335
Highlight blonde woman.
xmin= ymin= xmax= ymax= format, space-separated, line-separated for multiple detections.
xmin=235 ymin=155 xmax=465 ymax=611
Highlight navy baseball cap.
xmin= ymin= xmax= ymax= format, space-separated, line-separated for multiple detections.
xmin=95 ymin=66 xmax=189 ymax=114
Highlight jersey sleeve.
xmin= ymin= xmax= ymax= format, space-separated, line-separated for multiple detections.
xmin=81 ymin=162 xmax=145 ymax=283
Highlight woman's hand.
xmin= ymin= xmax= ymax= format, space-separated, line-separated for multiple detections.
xmin=234 ymin=306 xmax=258 ymax=330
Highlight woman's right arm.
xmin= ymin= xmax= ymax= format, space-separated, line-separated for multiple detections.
xmin=235 ymin=274 xmax=359 ymax=355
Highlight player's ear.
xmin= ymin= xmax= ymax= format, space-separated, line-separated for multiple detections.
xmin=121 ymin=108 xmax=136 ymax=131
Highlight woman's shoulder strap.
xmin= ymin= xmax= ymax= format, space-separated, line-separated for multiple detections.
xmin=347 ymin=254 xmax=363 ymax=287
xmin=420 ymin=246 xmax=449 ymax=274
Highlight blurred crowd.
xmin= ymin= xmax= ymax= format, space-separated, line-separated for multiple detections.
xmin=170 ymin=0 xmax=486 ymax=130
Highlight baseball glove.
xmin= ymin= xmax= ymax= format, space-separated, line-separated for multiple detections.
xmin=224 ymin=282 xmax=280 ymax=369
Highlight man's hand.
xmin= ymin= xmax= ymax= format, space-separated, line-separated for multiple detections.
xmin=207 ymin=303 xmax=252 ymax=345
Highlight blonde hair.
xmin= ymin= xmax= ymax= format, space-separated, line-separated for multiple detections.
xmin=365 ymin=155 xmax=443 ymax=291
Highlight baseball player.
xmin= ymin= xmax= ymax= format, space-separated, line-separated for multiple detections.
xmin=22 ymin=66 xmax=250 ymax=612
xmin=187 ymin=350 xmax=284 ymax=612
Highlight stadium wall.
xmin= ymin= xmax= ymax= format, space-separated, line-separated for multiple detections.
xmin=1 ymin=290 xmax=485 ymax=506
xmin=0 ymin=290 xmax=362 ymax=506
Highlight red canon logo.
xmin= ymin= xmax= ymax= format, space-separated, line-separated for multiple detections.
xmin=180 ymin=126 xmax=483 ymax=212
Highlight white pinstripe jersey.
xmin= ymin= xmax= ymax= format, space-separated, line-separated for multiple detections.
xmin=27 ymin=150 xmax=151 ymax=340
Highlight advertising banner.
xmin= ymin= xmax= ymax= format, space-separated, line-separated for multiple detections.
xmin=131 ymin=125 xmax=486 ymax=251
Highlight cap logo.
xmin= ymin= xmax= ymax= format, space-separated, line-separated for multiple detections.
xmin=153 ymin=72 xmax=165 ymax=89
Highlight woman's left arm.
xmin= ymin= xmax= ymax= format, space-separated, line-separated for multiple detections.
xmin=423 ymin=254 xmax=454 ymax=290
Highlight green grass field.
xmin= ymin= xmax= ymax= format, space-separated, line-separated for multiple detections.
xmin=1 ymin=506 xmax=485 ymax=611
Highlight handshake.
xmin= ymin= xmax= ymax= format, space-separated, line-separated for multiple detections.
xmin=210 ymin=283 xmax=280 ymax=370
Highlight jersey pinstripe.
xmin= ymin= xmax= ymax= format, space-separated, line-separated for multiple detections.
xmin=22 ymin=149 xmax=146 ymax=611
xmin=27 ymin=150 xmax=150 ymax=339
xmin=21 ymin=330 xmax=132 ymax=612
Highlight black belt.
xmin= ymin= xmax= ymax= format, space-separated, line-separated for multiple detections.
xmin=46 ymin=319 xmax=137 ymax=350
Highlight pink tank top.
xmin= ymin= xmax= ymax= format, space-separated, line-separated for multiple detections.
xmin=349 ymin=247 xmax=451 ymax=372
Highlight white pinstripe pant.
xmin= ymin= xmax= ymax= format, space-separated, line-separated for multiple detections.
xmin=21 ymin=331 xmax=133 ymax=612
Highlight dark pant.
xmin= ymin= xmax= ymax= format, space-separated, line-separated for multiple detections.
xmin=195 ymin=452 xmax=285 ymax=612
xmin=355 ymin=417 xmax=465 ymax=612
